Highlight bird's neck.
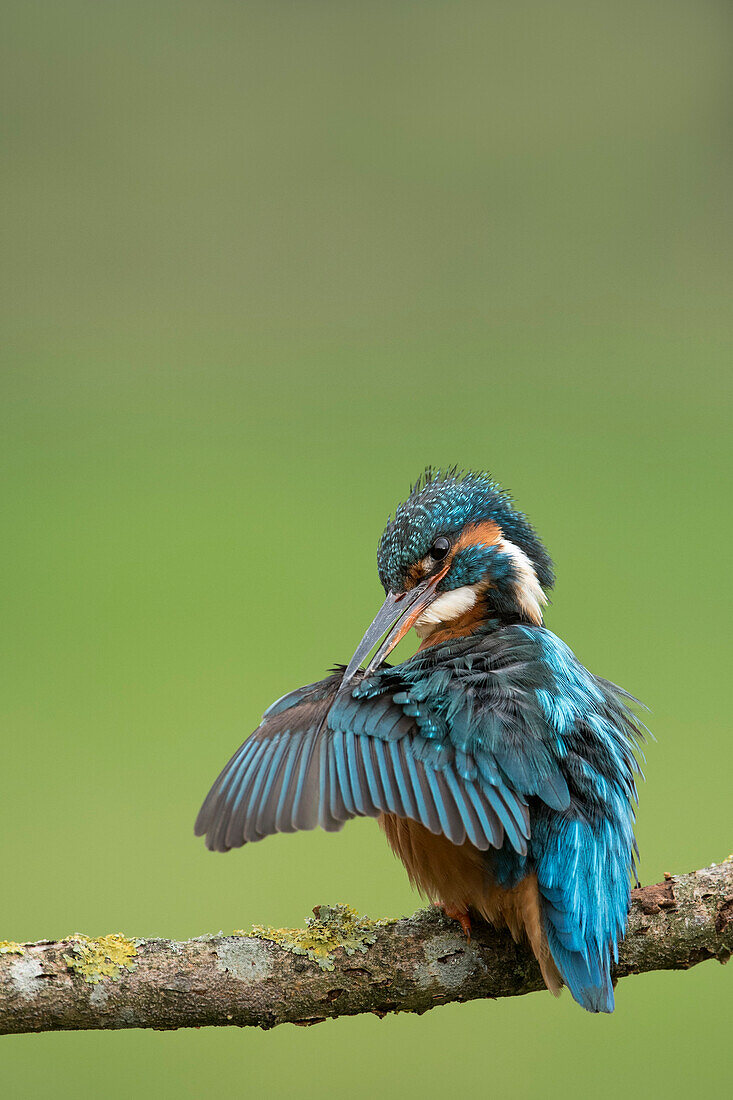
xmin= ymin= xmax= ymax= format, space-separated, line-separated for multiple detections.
xmin=415 ymin=585 xmax=540 ymax=649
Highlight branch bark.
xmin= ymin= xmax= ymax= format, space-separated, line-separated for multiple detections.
xmin=1 ymin=859 xmax=731 ymax=1035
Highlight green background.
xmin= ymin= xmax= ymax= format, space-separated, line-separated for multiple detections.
xmin=2 ymin=2 xmax=731 ymax=1096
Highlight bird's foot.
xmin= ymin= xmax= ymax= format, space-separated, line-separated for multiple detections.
xmin=440 ymin=904 xmax=472 ymax=939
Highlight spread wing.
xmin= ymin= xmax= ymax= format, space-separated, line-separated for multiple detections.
xmin=194 ymin=669 xmax=532 ymax=856
xmin=195 ymin=624 xmax=642 ymax=1016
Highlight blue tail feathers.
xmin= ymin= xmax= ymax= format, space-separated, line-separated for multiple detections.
xmin=533 ymin=816 xmax=632 ymax=1014
xmin=543 ymin=915 xmax=615 ymax=1013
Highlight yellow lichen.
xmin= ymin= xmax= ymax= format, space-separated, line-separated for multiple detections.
xmin=241 ymin=904 xmax=394 ymax=972
xmin=63 ymin=933 xmax=137 ymax=984
xmin=0 ymin=941 xmax=25 ymax=956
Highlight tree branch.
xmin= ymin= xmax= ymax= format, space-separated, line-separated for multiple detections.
xmin=1 ymin=859 xmax=731 ymax=1035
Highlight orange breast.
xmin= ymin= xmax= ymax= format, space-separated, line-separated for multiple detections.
xmin=379 ymin=813 xmax=561 ymax=994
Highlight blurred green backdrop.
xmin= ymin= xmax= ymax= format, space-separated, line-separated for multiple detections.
xmin=2 ymin=1 xmax=731 ymax=1096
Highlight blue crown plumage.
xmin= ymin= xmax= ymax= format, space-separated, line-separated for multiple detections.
xmin=377 ymin=467 xmax=554 ymax=594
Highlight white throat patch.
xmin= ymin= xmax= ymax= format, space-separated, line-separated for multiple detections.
xmin=413 ymin=585 xmax=478 ymax=640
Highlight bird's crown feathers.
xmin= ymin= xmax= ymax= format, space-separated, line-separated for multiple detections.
xmin=377 ymin=466 xmax=554 ymax=594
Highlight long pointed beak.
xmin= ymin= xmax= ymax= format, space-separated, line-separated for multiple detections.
xmin=340 ymin=566 xmax=448 ymax=690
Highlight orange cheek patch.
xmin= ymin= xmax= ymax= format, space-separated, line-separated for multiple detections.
xmin=453 ymin=519 xmax=503 ymax=553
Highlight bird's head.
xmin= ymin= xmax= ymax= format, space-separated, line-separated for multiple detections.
xmin=342 ymin=468 xmax=554 ymax=686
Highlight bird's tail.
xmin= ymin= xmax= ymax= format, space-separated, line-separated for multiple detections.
xmin=541 ymin=891 xmax=615 ymax=1013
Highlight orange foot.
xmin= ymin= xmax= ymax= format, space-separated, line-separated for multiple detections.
xmin=441 ymin=904 xmax=472 ymax=939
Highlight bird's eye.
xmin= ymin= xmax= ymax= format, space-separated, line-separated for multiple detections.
xmin=429 ymin=536 xmax=451 ymax=561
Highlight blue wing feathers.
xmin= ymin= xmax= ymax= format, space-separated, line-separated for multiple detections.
xmin=486 ymin=788 xmax=527 ymax=855
xmin=344 ymin=730 xmax=369 ymax=815
xmin=225 ymin=739 xmax=271 ymax=846
xmin=196 ymin=625 xmax=642 ymax=1016
xmin=463 ymin=782 xmax=502 ymax=850
xmin=221 ymin=738 xmax=261 ymax=811
xmin=317 ymin=735 xmax=335 ymax=831
xmin=442 ymin=769 xmax=483 ymax=848
xmin=402 ymin=749 xmax=439 ymax=834
xmin=372 ymin=738 xmax=401 ymax=815
xmin=244 ymin=742 xmax=278 ymax=841
xmin=360 ymin=737 xmax=383 ymax=810
xmin=273 ymin=729 xmax=305 ymax=834
xmin=327 ymin=746 xmax=351 ymax=825
xmin=291 ymin=731 xmax=322 ymax=830
xmin=221 ymin=738 xmax=270 ymax=844
xmin=389 ymin=740 xmax=414 ymax=818
xmin=534 ymin=772 xmax=571 ymax=813
xmin=429 ymin=769 xmax=465 ymax=845
xmin=254 ymin=735 xmax=289 ymax=831
xmin=250 ymin=739 xmax=286 ymax=831
xmin=332 ymin=730 xmax=357 ymax=816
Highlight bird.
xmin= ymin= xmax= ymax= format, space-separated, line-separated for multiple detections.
xmin=195 ymin=467 xmax=644 ymax=1013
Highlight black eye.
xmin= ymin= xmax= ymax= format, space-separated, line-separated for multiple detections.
xmin=429 ymin=536 xmax=451 ymax=561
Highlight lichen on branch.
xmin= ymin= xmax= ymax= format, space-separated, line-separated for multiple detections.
xmin=245 ymin=904 xmax=396 ymax=971
xmin=62 ymin=934 xmax=138 ymax=985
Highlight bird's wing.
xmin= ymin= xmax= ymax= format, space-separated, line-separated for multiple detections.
xmin=194 ymin=669 xmax=531 ymax=855
xmin=358 ymin=625 xmax=642 ymax=1015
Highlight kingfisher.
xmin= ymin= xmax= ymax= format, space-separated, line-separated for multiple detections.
xmin=195 ymin=468 xmax=643 ymax=1013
